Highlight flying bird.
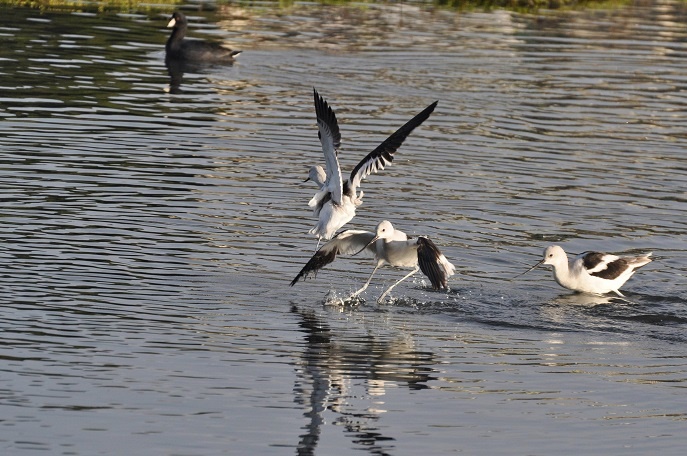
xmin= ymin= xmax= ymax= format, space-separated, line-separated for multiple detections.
xmin=306 ymin=89 xmax=438 ymax=242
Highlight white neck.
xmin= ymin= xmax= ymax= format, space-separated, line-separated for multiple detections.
xmin=551 ymin=258 xmax=575 ymax=289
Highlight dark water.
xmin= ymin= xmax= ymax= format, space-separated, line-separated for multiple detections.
xmin=1 ymin=1 xmax=686 ymax=454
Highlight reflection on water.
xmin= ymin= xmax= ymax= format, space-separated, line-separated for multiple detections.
xmin=549 ymin=292 xmax=627 ymax=306
xmin=1 ymin=1 xmax=687 ymax=455
xmin=292 ymin=305 xmax=435 ymax=455
xmin=165 ymin=56 xmax=237 ymax=93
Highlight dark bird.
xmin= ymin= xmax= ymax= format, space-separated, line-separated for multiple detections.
xmin=165 ymin=11 xmax=241 ymax=62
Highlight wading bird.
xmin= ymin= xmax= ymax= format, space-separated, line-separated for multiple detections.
xmin=520 ymin=245 xmax=652 ymax=296
xmin=291 ymin=220 xmax=455 ymax=303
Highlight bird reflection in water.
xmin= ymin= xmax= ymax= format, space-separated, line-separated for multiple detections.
xmin=164 ymin=57 xmax=189 ymax=94
xmin=164 ymin=55 xmax=238 ymax=94
xmin=551 ymin=293 xmax=627 ymax=307
xmin=291 ymin=305 xmax=436 ymax=455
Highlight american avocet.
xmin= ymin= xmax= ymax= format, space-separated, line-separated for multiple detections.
xmin=291 ymin=220 xmax=455 ymax=303
xmin=306 ymin=89 xmax=438 ymax=242
xmin=521 ymin=245 xmax=652 ymax=296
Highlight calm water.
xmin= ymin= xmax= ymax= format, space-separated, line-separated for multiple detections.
xmin=1 ymin=1 xmax=686 ymax=454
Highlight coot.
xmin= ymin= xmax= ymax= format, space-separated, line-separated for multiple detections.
xmin=165 ymin=11 xmax=241 ymax=62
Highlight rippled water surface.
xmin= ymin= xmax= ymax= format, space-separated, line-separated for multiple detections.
xmin=1 ymin=1 xmax=686 ymax=454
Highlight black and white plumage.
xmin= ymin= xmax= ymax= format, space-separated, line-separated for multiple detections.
xmin=525 ymin=245 xmax=652 ymax=296
xmin=291 ymin=220 xmax=455 ymax=303
xmin=165 ymin=11 xmax=241 ymax=62
xmin=306 ymin=89 xmax=438 ymax=241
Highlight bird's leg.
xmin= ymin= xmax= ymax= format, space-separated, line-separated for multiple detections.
xmin=377 ymin=266 xmax=419 ymax=304
xmin=314 ymin=239 xmax=321 ymax=252
xmin=349 ymin=265 xmax=380 ymax=300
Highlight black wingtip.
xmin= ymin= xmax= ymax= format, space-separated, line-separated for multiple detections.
xmin=313 ymin=88 xmax=324 ymax=113
xmin=313 ymin=89 xmax=331 ymax=115
xmin=416 ymin=100 xmax=438 ymax=124
xmin=348 ymin=99 xmax=438 ymax=184
xmin=290 ymin=247 xmax=339 ymax=287
xmin=312 ymin=88 xmax=341 ymax=150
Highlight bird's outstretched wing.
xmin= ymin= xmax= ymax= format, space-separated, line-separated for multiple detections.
xmin=416 ymin=236 xmax=451 ymax=290
xmin=313 ymin=89 xmax=344 ymax=205
xmin=291 ymin=229 xmax=376 ymax=286
xmin=348 ymin=100 xmax=438 ymax=192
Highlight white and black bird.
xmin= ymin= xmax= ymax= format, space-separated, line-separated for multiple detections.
xmin=306 ymin=89 xmax=438 ymax=242
xmin=521 ymin=245 xmax=652 ymax=296
xmin=291 ymin=220 xmax=455 ymax=303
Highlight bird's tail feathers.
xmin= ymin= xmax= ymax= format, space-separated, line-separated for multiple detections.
xmin=631 ymin=252 xmax=653 ymax=269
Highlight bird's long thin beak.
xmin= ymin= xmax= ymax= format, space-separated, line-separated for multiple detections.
xmin=353 ymin=236 xmax=378 ymax=256
xmin=514 ymin=259 xmax=544 ymax=279
xmin=303 ymin=177 xmax=310 ymax=183
xmin=167 ymin=18 xmax=176 ymax=28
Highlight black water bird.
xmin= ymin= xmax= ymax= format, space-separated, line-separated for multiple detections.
xmin=165 ymin=11 xmax=241 ymax=62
